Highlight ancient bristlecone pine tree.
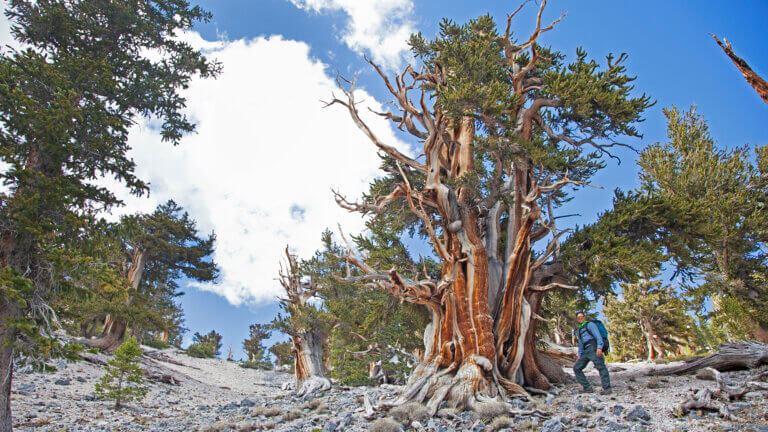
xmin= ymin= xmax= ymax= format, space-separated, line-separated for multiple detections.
xmin=277 ymin=247 xmax=331 ymax=396
xmin=328 ymin=0 xmax=651 ymax=414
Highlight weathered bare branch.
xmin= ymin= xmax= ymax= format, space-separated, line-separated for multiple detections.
xmin=712 ymin=34 xmax=768 ymax=104
xmin=323 ymin=74 xmax=427 ymax=172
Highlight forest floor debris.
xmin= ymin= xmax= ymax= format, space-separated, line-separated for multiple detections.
xmin=11 ymin=347 xmax=768 ymax=431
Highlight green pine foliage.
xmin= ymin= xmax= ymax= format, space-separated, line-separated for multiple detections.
xmin=94 ymin=336 xmax=148 ymax=409
xmin=581 ymin=107 xmax=768 ymax=346
xmin=54 ymin=201 xmax=216 ymax=346
xmin=603 ymin=279 xmax=697 ymax=361
xmin=637 ymin=107 xmax=768 ymax=337
xmin=186 ymin=330 xmax=222 ymax=359
xmin=242 ymin=323 xmax=272 ymax=368
xmin=0 ymin=0 xmax=218 ymax=368
xmin=303 ymin=229 xmax=430 ymax=385
xmin=268 ymin=341 xmax=293 ymax=369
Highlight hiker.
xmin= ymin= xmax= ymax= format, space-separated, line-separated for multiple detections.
xmin=574 ymin=312 xmax=612 ymax=394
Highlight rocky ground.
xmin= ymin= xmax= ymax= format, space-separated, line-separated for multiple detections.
xmin=11 ymin=347 xmax=768 ymax=432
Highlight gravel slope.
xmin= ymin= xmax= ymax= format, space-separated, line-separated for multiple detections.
xmin=11 ymin=347 xmax=768 ymax=432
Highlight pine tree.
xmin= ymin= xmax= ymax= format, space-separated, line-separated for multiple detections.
xmin=604 ymin=279 xmax=697 ymax=361
xmin=307 ymin=228 xmax=430 ymax=385
xmin=242 ymin=323 xmax=272 ymax=368
xmin=633 ymin=107 xmax=768 ymax=342
xmin=187 ymin=330 xmax=222 ymax=359
xmin=0 ymin=1 xmax=218 ymax=427
xmin=328 ymin=0 xmax=651 ymax=409
xmin=268 ymin=341 xmax=293 ymax=369
xmin=94 ymin=336 xmax=148 ymax=409
xmin=271 ymin=246 xmax=331 ymax=396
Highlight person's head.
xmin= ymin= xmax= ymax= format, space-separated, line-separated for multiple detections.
xmin=576 ymin=312 xmax=586 ymax=324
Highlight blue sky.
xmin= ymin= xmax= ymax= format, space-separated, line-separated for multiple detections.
xmin=4 ymin=0 xmax=766 ymax=360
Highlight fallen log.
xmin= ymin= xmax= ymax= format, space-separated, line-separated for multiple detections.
xmin=649 ymin=341 xmax=768 ymax=376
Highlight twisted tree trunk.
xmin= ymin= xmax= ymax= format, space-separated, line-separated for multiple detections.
xmin=293 ymin=330 xmax=329 ymax=396
xmin=278 ymin=247 xmax=330 ymax=396
xmin=641 ymin=318 xmax=665 ymax=361
xmin=0 ymin=296 xmax=21 ymax=432
xmin=83 ymin=248 xmax=147 ymax=351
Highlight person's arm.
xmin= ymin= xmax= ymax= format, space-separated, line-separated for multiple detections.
xmin=588 ymin=322 xmax=604 ymax=350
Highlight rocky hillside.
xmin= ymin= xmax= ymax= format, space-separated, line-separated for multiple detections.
xmin=12 ymin=347 xmax=768 ymax=432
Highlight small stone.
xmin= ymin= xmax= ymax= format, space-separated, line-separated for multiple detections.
xmin=76 ymin=376 xmax=87 ymax=383
xmin=411 ymin=420 xmax=423 ymax=429
xmin=323 ymin=421 xmax=338 ymax=432
xmin=541 ymin=417 xmax=564 ymax=432
xmin=54 ymin=378 xmax=71 ymax=386
xmin=240 ymin=398 xmax=256 ymax=407
xmin=611 ymin=404 xmax=625 ymax=416
xmin=471 ymin=420 xmax=485 ymax=432
xmin=222 ymin=402 xmax=239 ymax=410
xmin=574 ymin=401 xmax=593 ymax=413
xmin=624 ymin=405 xmax=651 ymax=422
xmin=605 ymin=421 xmax=626 ymax=432
xmin=695 ymin=369 xmax=716 ymax=381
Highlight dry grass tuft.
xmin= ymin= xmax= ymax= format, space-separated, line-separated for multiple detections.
xmin=388 ymin=402 xmax=430 ymax=423
xmin=249 ymin=406 xmax=281 ymax=417
xmin=488 ymin=415 xmax=515 ymax=431
xmin=301 ymin=399 xmax=322 ymax=410
xmin=516 ymin=418 xmax=539 ymax=431
xmin=474 ymin=400 xmax=510 ymax=422
xmin=282 ymin=409 xmax=304 ymax=421
xmin=369 ymin=417 xmax=404 ymax=432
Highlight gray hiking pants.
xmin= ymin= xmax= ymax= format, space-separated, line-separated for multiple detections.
xmin=573 ymin=343 xmax=611 ymax=389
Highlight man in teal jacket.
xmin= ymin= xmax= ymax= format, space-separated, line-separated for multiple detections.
xmin=573 ymin=312 xmax=612 ymax=394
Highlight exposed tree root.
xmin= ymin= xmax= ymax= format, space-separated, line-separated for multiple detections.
xmin=295 ymin=376 xmax=331 ymax=397
xmin=372 ymin=360 xmax=548 ymax=421
xmin=677 ymin=367 xmax=768 ymax=420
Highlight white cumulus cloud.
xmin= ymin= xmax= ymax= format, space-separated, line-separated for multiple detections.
xmin=288 ymin=0 xmax=415 ymax=70
xmin=109 ymin=32 xmax=411 ymax=306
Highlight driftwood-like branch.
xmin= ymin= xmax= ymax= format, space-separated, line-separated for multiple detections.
xmin=332 ymin=186 xmax=405 ymax=215
xmin=322 ymin=75 xmax=427 ymax=173
xmin=712 ymin=34 xmax=768 ymax=104
xmin=649 ymin=341 xmax=768 ymax=376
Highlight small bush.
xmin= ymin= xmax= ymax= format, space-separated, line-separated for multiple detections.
xmin=282 ymin=409 xmax=303 ymax=421
xmin=60 ymin=342 xmax=85 ymax=362
xmin=86 ymin=347 xmax=100 ymax=355
xmin=144 ymin=338 xmax=170 ymax=350
xmin=94 ymin=336 xmax=147 ymax=409
xmin=186 ymin=343 xmax=217 ymax=358
xmin=239 ymin=360 xmax=272 ymax=370
xmin=369 ymin=417 xmax=403 ymax=432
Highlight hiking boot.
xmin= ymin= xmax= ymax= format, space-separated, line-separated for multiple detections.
xmin=600 ymin=387 xmax=613 ymax=395
xmin=580 ymin=387 xmax=594 ymax=394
